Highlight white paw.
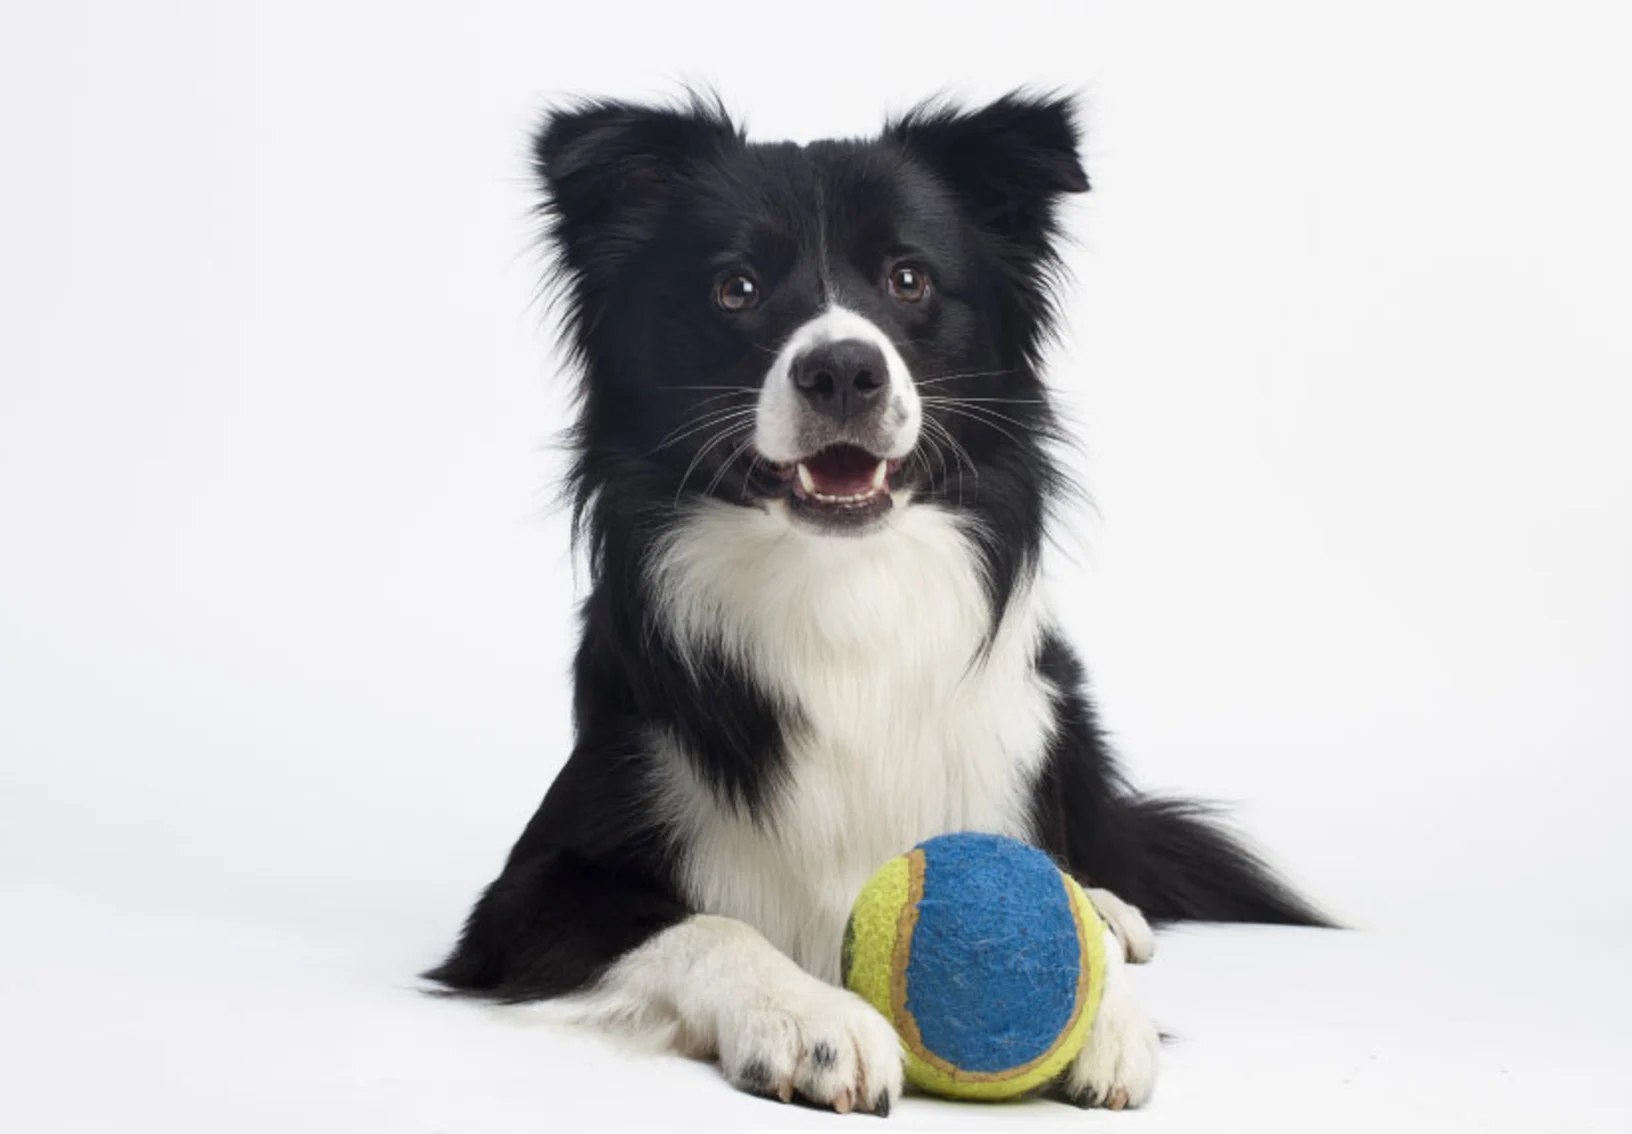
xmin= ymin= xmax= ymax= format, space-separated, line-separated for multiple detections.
xmin=715 ymin=979 xmax=904 ymax=1115
xmin=1063 ymin=941 xmax=1160 ymax=1110
xmin=1087 ymin=887 xmax=1157 ymax=964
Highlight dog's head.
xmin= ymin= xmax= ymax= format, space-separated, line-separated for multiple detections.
xmin=538 ymin=91 xmax=1086 ymax=539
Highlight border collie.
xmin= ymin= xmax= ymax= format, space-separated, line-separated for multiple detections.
xmin=427 ymin=90 xmax=1326 ymax=1116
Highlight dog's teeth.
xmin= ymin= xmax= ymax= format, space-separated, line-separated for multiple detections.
xmin=797 ymin=460 xmax=892 ymax=507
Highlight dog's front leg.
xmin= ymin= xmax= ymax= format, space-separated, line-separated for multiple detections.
xmin=1061 ymin=922 xmax=1161 ymax=1109
xmin=583 ymin=914 xmax=904 ymax=1115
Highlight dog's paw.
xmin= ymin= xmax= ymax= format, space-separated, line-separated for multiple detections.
xmin=715 ymin=980 xmax=903 ymax=1115
xmin=1062 ymin=963 xmax=1160 ymax=1110
xmin=1086 ymin=887 xmax=1156 ymax=964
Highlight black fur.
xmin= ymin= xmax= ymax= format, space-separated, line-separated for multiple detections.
xmin=1029 ymin=634 xmax=1329 ymax=926
xmin=426 ymin=91 xmax=1326 ymax=1003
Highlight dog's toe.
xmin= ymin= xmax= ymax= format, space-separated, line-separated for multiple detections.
xmin=716 ymin=981 xmax=903 ymax=1115
xmin=1063 ymin=964 xmax=1160 ymax=1110
xmin=1086 ymin=887 xmax=1157 ymax=964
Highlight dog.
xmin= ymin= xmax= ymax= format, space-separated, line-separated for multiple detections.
xmin=425 ymin=90 xmax=1326 ymax=1115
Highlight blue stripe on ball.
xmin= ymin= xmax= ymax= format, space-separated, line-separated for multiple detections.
xmin=904 ymin=833 xmax=1082 ymax=1074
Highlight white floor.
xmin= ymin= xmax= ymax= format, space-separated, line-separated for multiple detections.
xmin=5 ymin=878 xmax=1625 ymax=1133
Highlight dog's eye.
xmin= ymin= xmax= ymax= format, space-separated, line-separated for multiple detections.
xmin=716 ymin=274 xmax=760 ymax=313
xmin=888 ymin=265 xmax=930 ymax=303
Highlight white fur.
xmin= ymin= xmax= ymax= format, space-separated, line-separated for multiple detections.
xmin=1088 ymin=886 xmax=1158 ymax=964
xmin=560 ymin=915 xmax=903 ymax=1112
xmin=753 ymin=307 xmax=922 ymax=463
xmin=1064 ymin=928 xmax=1162 ymax=1109
xmin=648 ymin=495 xmax=1055 ymax=982
xmin=565 ymin=399 xmax=1162 ymax=1110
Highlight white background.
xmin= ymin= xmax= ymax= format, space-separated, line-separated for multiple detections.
xmin=2 ymin=2 xmax=1628 ymax=1131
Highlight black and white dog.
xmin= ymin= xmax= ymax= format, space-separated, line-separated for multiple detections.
xmin=427 ymin=91 xmax=1325 ymax=1115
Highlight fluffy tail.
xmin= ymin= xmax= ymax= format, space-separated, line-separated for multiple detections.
xmin=1098 ymin=795 xmax=1334 ymax=927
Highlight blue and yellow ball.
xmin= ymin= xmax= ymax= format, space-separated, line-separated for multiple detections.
xmin=840 ymin=832 xmax=1106 ymax=1100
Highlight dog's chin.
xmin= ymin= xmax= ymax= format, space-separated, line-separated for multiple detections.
xmin=758 ymin=443 xmax=907 ymax=536
xmin=786 ymin=490 xmax=894 ymax=535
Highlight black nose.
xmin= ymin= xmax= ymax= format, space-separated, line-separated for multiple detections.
xmin=791 ymin=339 xmax=888 ymax=423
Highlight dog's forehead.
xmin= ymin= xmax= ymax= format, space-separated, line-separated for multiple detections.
xmin=687 ymin=138 xmax=957 ymax=260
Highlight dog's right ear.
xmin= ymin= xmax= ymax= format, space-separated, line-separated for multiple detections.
xmin=534 ymin=95 xmax=740 ymax=277
xmin=887 ymin=92 xmax=1087 ymax=250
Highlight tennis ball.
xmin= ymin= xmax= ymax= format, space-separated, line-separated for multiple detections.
xmin=840 ymin=832 xmax=1106 ymax=1101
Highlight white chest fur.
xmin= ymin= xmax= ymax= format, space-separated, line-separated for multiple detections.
xmin=648 ymin=498 xmax=1058 ymax=984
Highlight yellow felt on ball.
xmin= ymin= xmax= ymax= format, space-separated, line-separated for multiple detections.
xmin=840 ymin=833 xmax=1107 ymax=1101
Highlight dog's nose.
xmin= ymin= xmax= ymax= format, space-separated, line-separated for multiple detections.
xmin=791 ymin=339 xmax=888 ymax=423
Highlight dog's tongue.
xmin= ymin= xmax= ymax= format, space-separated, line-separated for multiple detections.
xmin=802 ymin=445 xmax=880 ymax=495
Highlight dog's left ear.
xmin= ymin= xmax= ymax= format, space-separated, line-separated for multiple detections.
xmin=887 ymin=92 xmax=1087 ymax=247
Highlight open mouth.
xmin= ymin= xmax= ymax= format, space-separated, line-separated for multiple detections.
xmin=764 ymin=444 xmax=904 ymax=527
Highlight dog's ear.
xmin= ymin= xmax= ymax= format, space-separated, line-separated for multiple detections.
xmin=534 ymin=95 xmax=740 ymax=276
xmin=887 ymin=92 xmax=1087 ymax=246
xmin=889 ymin=93 xmax=1087 ymax=362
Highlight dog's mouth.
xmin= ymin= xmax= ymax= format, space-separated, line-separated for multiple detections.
xmin=762 ymin=445 xmax=905 ymax=529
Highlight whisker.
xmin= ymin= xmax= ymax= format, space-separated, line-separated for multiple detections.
xmin=921 ymin=395 xmax=1048 ymax=406
xmin=739 ymin=453 xmax=765 ymax=502
xmin=930 ymin=404 xmax=1026 ymax=449
xmin=922 ymin=414 xmax=977 ymax=475
xmin=912 ymin=427 xmax=950 ymax=499
xmin=932 ymin=434 xmax=967 ymax=509
xmin=887 ymin=335 xmax=938 ymax=352
xmin=923 ymin=400 xmax=1036 ymax=435
xmin=927 ymin=417 xmax=979 ymax=505
xmin=703 ymin=436 xmax=757 ymax=499
xmin=650 ymin=407 xmax=758 ymax=453
xmin=673 ymin=422 xmax=752 ymax=507
xmin=680 ymin=390 xmax=760 ymax=413
xmin=909 ymin=444 xmax=952 ymax=508
xmin=913 ymin=369 xmax=1022 ymax=388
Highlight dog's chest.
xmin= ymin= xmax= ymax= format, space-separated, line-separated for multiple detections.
xmin=651 ymin=502 xmax=1058 ymax=983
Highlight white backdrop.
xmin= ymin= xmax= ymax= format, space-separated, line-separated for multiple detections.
xmin=2 ymin=2 xmax=1629 ymax=1131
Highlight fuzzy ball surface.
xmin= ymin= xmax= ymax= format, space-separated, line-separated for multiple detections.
xmin=840 ymin=832 xmax=1106 ymax=1100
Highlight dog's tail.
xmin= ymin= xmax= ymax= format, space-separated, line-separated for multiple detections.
xmin=1094 ymin=794 xmax=1334 ymax=927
